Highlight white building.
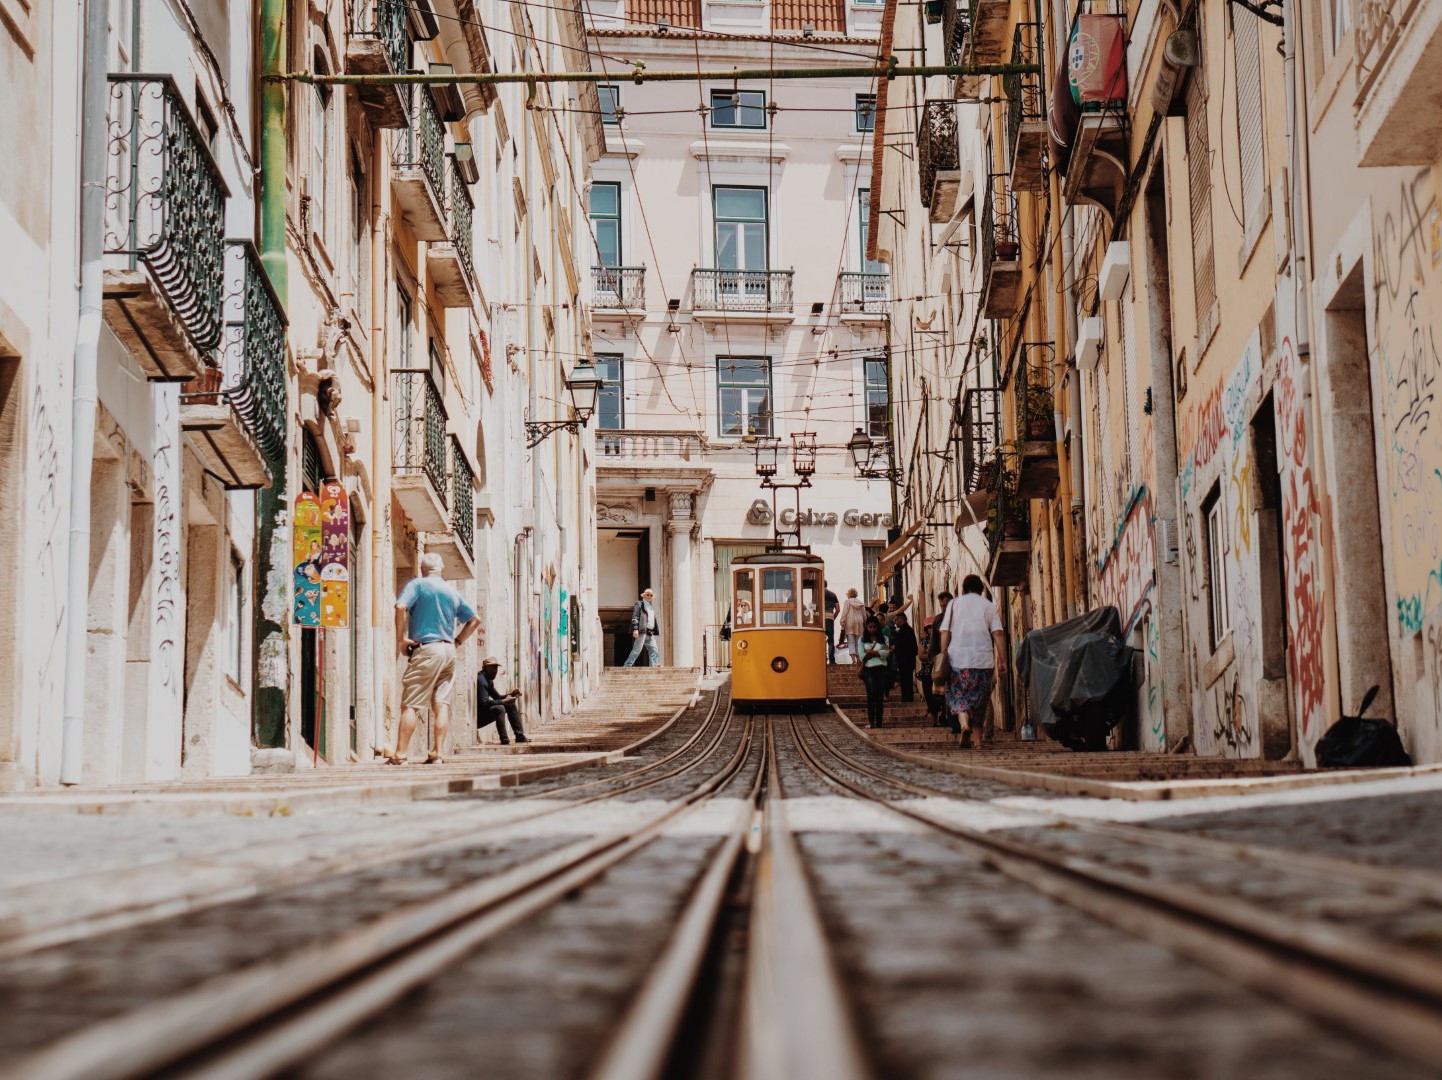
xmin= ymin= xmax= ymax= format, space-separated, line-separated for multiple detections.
xmin=583 ymin=0 xmax=893 ymax=667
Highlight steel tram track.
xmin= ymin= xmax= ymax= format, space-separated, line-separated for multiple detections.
xmin=9 ymin=701 xmax=758 ymax=1080
xmin=787 ymin=710 xmax=1442 ymax=1071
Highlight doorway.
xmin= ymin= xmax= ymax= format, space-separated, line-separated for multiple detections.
xmin=598 ymin=527 xmax=650 ymax=665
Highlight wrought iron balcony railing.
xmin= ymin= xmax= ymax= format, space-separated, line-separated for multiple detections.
xmin=942 ymin=0 xmax=971 ymax=66
xmin=839 ymin=272 xmax=889 ymax=314
xmin=959 ymin=385 xmax=1000 ymax=494
xmin=592 ymin=265 xmax=646 ymax=310
xmin=105 ymin=74 xmax=229 ymax=354
xmin=392 ymin=369 xmax=449 ymax=504
xmin=1014 ymin=342 xmax=1058 ymax=441
xmin=213 ymin=241 xmax=288 ymax=461
xmin=982 ymin=172 xmax=1020 ymax=273
xmin=356 ymin=0 xmax=411 ymax=77
xmin=395 ymin=85 xmax=445 ymax=201
xmin=918 ymin=100 xmax=960 ymax=211
xmin=690 ymin=268 xmax=794 ymax=313
xmin=1005 ymin=24 xmax=1045 ymax=165
xmin=450 ymin=435 xmax=474 ymax=554
xmin=447 ymin=157 xmax=475 ymax=283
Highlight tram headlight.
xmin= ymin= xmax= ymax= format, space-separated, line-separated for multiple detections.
xmin=771 ymin=656 xmax=789 ymax=673
xmin=735 ymin=640 xmax=748 ymax=652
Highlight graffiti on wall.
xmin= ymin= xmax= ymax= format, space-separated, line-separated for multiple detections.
xmin=1143 ymin=613 xmax=1164 ymax=752
xmin=1276 ymin=338 xmax=1327 ymax=743
xmin=1093 ymin=489 xmax=1156 ymax=634
xmin=29 ymin=383 xmax=66 ymax=732
xmin=152 ymin=389 xmax=179 ymax=695
xmin=1374 ymin=168 xmax=1442 ymax=636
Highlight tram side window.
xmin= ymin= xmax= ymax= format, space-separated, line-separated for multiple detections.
xmin=800 ymin=569 xmax=822 ymax=627
xmin=734 ymin=569 xmax=756 ymax=628
xmin=762 ymin=568 xmax=797 ymax=625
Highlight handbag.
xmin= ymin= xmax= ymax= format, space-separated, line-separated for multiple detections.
xmin=930 ymin=650 xmax=951 ymax=690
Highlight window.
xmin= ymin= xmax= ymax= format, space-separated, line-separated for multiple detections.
xmin=598 ymin=84 xmax=620 ymax=125
xmin=762 ymin=568 xmax=797 ymax=625
xmin=710 ymin=89 xmax=767 ymax=129
xmin=228 ymin=550 xmax=246 ymax=685
xmin=311 ymin=74 xmax=333 ymax=246
xmin=396 ymin=285 xmax=414 ymax=367
xmin=857 ymin=189 xmax=887 ymax=274
xmin=861 ymin=542 xmax=883 ymax=606
xmin=590 ymin=182 xmax=621 ymax=267
xmin=1185 ymin=74 xmax=1217 ymax=342
xmin=1328 ymin=0 xmax=1351 ymax=53
xmin=1232 ymin=10 xmax=1267 ymax=233
xmin=864 ymin=356 xmax=889 ymax=438
xmin=801 ymin=568 xmax=822 ymax=628
xmin=713 ymin=186 xmax=768 ymax=271
xmin=596 ymin=353 xmax=623 ymax=429
xmin=855 ymin=94 xmax=877 ymax=132
xmin=1202 ymin=486 xmax=1230 ymax=649
xmin=734 ymin=569 xmax=756 ymax=628
xmin=717 ymin=356 xmax=773 ymax=438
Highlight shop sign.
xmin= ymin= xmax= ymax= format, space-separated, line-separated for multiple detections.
xmin=746 ymin=500 xmax=892 ymax=528
xmin=293 ymin=482 xmax=350 ymax=628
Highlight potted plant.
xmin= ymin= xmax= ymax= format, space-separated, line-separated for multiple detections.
xmin=1023 ymin=382 xmax=1055 ymax=441
xmin=974 ymin=455 xmax=1001 ymax=492
xmin=994 ymin=228 xmax=1019 ymax=260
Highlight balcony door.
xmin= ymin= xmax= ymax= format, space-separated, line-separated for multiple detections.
xmin=590 ymin=182 xmax=621 ymax=268
xmin=713 ymin=186 xmax=768 ymax=302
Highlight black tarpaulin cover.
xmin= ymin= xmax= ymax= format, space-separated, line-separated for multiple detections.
xmin=1017 ymin=606 xmax=1136 ymax=751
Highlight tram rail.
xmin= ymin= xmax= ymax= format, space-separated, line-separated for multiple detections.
xmin=787 ymin=709 xmax=1442 ymax=1071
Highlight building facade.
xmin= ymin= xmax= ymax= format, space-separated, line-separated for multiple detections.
xmin=584 ymin=0 xmax=894 ymax=667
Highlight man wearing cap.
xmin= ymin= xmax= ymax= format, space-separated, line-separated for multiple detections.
xmin=391 ymin=552 xmax=480 ymax=764
xmin=622 ymin=588 xmax=661 ymax=667
xmin=477 ymin=656 xmax=527 ymax=744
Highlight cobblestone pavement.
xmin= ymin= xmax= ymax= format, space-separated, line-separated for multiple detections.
xmin=8 ymin=691 xmax=1442 ymax=1077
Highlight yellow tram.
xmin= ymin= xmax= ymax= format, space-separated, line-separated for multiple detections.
xmin=729 ymin=552 xmax=828 ymax=711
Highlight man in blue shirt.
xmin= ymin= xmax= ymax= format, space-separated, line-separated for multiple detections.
xmin=390 ymin=553 xmax=480 ymax=764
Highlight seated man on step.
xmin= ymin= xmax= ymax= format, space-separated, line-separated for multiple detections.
xmin=477 ymin=656 xmax=528 ymax=744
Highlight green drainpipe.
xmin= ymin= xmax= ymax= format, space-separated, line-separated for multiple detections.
xmin=254 ymin=0 xmax=289 ymax=750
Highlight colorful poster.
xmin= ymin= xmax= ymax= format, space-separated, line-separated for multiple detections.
xmin=294 ymin=483 xmax=350 ymax=628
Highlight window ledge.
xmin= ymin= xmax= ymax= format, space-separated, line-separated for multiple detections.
xmin=689 ymin=139 xmax=789 ymax=163
xmin=1237 ymin=194 xmax=1272 ymax=276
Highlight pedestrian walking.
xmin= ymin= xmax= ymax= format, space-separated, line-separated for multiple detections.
xmin=623 ymin=588 xmax=661 ymax=667
xmin=858 ymin=616 xmax=893 ymax=728
xmin=391 ymin=553 xmax=480 ymax=765
xmin=477 ymin=656 xmax=528 ymax=744
xmin=890 ymin=611 xmax=919 ymax=703
xmin=924 ymin=591 xmax=953 ymax=726
xmin=838 ymin=588 xmax=869 ymax=662
xmin=824 ymin=580 xmax=840 ymax=664
xmin=935 ymin=575 xmax=1006 ymax=747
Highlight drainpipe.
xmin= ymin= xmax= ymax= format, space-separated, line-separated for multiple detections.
xmin=60 ymin=0 xmax=111 ymax=784
xmin=1061 ymin=214 xmax=1086 ymax=618
xmin=252 ymin=0 xmax=290 ymax=751
xmin=1282 ymin=2 xmax=1312 ymax=358
xmin=371 ymin=128 xmax=390 ymax=753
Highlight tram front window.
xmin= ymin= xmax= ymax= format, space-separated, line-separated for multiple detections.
xmin=762 ymin=568 xmax=797 ymax=625
xmin=734 ymin=569 xmax=756 ymax=627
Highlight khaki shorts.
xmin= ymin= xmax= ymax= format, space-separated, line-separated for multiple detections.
xmin=401 ymin=642 xmax=457 ymax=708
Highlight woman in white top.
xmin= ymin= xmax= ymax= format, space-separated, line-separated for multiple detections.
xmin=935 ymin=574 xmax=1007 ymax=747
xmin=837 ymin=588 xmax=870 ymax=662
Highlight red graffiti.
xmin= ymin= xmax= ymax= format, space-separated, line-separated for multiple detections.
xmin=1277 ymin=340 xmax=1326 ymax=736
xmin=1188 ymin=379 xmax=1228 ymax=476
xmin=1095 ymin=493 xmax=1156 ymax=632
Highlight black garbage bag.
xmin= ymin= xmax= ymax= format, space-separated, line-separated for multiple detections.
xmin=1316 ymin=686 xmax=1412 ymax=768
xmin=1017 ymin=607 xmax=1136 ymax=752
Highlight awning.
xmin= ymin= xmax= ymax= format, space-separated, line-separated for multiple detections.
xmin=876 ymin=521 xmax=925 ymax=583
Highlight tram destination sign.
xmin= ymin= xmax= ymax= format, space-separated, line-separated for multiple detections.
xmin=746 ymin=500 xmax=892 ymax=528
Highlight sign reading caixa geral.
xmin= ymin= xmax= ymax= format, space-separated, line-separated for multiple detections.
xmin=746 ymin=500 xmax=893 ymax=528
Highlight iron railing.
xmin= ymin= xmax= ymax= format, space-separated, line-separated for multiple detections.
xmin=204 ymin=241 xmax=288 ymax=461
xmin=839 ymin=271 xmax=889 ymax=314
xmin=942 ymin=0 xmax=971 ymax=66
xmin=395 ymin=85 xmax=445 ymax=200
xmin=985 ymin=457 xmax=1029 ymax=554
xmin=982 ymin=172 xmax=1019 ymax=276
xmin=450 ymin=435 xmax=474 ymax=554
xmin=918 ymin=100 xmax=960 ymax=210
xmin=1005 ymin=24 xmax=1045 ymax=168
xmin=592 ymin=265 xmax=646 ymax=309
xmin=355 ymin=0 xmax=411 ymax=76
xmin=1015 ymin=342 xmax=1057 ymax=441
xmin=105 ymin=74 xmax=229 ymax=354
xmin=959 ymin=385 xmax=1000 ymax=494
xmin=447 ymin=157 xmax=475 ymax=283
xmin=691 ymin=268 xmax=794 ymax=313
xmin=393 ymin=369 xmax=448 ymax=504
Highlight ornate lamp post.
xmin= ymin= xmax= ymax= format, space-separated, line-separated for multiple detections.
xmin=525 ymin=359 xmax=603 ymax=447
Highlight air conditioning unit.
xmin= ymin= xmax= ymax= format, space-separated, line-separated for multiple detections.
xmin=1076 ymin=316 xmax=1104 ymax=371
xmin=1156 ymin=517 xmax=1180 ymax=564
xmin=1099 ymin=241 xmax=1130 ymax=300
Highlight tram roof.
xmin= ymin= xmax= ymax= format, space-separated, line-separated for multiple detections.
xmin=731 ymin=553 xmax=824 ymax=566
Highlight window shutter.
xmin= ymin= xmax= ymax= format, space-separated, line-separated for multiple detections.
xmin=1185 ymin=74 xmax=1216 ymax=333
xmin=1233 ymin=11 xmax=1266 ymax=229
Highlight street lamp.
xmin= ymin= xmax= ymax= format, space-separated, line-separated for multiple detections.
xmin=849 ymin=427 xmax=901 ymax=481
xmin=847 ymin=427 xmax=872 ymax=471
xmin=524 ymin=359 xmax=604 ymax=447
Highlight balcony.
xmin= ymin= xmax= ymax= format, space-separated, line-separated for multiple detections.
xmin=942 ymin=0 xmax=975 ymax=93
xmin=428 ymin=435 xmax=476 ymax=579
xmin=591 ymin=265 xmax=646 ymax=314
xmin=981 ymin=173 xmax=1022 ymax=319
xmin=392 ymin=87 xmax=447 ymax=241
xmin=346 ymin=0 xmax=436 ymax=127
xmin=1354 ymin=0 xmax=1442 ymax=165
xmin=180 ymin=242 xmax=288 ymax=489
xmin=1057 ymin=14 xmax=1128 ymax=216
xmin=838 ymin=272 xmax=889 ymax=319
xmin=1012 ymin=343 xmax=1060 ymax=501
xmin=597 ymin=429 xmax=703 ymax=462
xmin=427 ymin=158 xmax=477 ymax=308
xmin=965 ymin=0 xmax=1012 ymax=64
xmin=918 ymin=100 xmax=962 ymax=223
xmin=689 ymin=269 xmax=794 ymax=323
xmin=1005 ymin=24 xmax=1047 ymax=190
xmin=392 ymin=369 xmax=449 ymax=532
xmin=102 ymin=74 xmax=227 ymax=382
xmin=985 ymin=472 xmax=1031 ymax=587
